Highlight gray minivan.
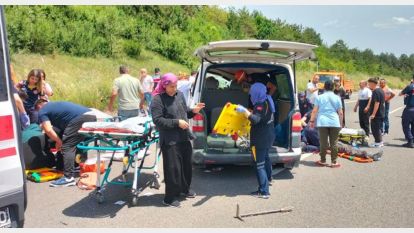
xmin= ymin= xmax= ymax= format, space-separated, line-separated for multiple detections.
xmin=0 ymin=6 xmax=26 ymax=228
xmin=189 ymin=40 xmax=317 ymax=169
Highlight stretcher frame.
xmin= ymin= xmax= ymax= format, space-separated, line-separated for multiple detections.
xmin=77 ymin=121 xmax=161 ymax=206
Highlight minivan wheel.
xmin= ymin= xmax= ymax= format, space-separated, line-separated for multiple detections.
xmin=17 ymin=220 xmax=24 ymax=228
xmin=7 ymin=206 xmax=23 ymax=228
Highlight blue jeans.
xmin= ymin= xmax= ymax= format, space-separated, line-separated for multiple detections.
xmin=383 ymin=102 xmax=390 ymax=133
xmin=251 ymin=147 xmax=272 ymax=195
xmin=144 ymin=92 xmax=152 ymax=114
xmin=118 ymin=109 xmax=139 ymax=121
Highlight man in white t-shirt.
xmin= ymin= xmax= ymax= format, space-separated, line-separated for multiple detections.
xmin=140 ymin=68 xmax=154 ymax=114
xmin=306 ymin=75 xmax=319 ymax=110
xmin=353 ymin=80 xmax=372 ymax=136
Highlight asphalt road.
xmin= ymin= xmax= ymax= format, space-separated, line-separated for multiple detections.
xmin=24 ymin=94 xmax=414 ymax=228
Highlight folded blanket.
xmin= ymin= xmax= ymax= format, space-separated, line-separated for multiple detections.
xmin=81 ymin=116 xmax=155 ymax=134
xmin=339 ymin=128 xmax=366 ymax=136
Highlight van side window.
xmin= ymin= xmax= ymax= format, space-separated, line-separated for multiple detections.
xmin=274 ymin=73 xmax=290 ymax=100
xmin=0 ymin=60 xmax=8 ymax=101
xmin=205 ymin=73 xmax=230 ymax=90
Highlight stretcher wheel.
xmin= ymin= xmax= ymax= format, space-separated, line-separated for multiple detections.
xmin=132 ymin=196 xmax=139 ymax=206
xmin=151 ymin=178 xmax=161 ymax=190
xmin=96 ymin=192 xmax=105 ymax=204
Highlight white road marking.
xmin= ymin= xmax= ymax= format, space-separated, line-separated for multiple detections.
xmin=390 ymin=106 xmax=405 ymax=114
xmin=272 ymin=168 xmax=286 ymax=176
xmin=345 ymin=100 xmax=357 ymax=104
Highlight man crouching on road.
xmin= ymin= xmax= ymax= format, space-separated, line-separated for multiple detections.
xmin=35 ymin=99 xmax=97 ymax=187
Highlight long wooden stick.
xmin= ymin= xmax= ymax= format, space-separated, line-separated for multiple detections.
xmin=235 ymin=204 xmax=293 ymax=221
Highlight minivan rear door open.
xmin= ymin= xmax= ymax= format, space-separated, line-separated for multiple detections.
xmin=195 ymin=40 xmax=317 ymax=64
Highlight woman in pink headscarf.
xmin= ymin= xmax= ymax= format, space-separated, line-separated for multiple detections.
xmin=150 ymin=73 xmax=205 ymax=208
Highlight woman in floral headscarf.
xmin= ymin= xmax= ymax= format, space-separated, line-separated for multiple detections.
xmin=150 ymin=73 xmax=205 ymax=208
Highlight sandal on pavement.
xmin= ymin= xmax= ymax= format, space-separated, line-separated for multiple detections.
xmin=315 ymin=161 xmax=328 ymax=166
xmin=330 ymin=163 xmax=341 ymax=168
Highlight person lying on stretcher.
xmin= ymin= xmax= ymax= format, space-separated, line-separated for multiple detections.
xmin=300 ymin=112 xmax=382 ymax=161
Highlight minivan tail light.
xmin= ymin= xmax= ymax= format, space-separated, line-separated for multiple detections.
xmin=0 ymin=114 xmax=17 ymax=159
xmin=192 ymin=113 xmax=205 ymax=132
xmin=291 ymin=112 xmax=302 ymax=132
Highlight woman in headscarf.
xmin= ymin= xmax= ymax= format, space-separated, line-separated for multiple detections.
xmin=150 ymin=73 xmax=205 ymax=208
xmin=236 ymin=82 xmax=275 ymax=199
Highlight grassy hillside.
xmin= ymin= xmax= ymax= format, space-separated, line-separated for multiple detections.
xmin=11 ymin=50 xmax=188 ymax=110
xmin=11 ymin=52 xmax=408 ymax=112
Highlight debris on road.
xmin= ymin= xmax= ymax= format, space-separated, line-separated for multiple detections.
xmin=114 ymin=200 xmax=126 ymax=205
xmin=235 ymin=204 xmax=293 ymax=221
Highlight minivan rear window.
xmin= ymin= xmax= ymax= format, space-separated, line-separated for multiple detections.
xmin=0 ymin=47 xmax=7 ymax=101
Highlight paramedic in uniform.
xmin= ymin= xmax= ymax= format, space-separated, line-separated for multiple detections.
xmin=236 ymin=82 xmax=275 ymax=199
xmin=35 ymin=99 xmax=97 ymax=187
xmin=399 ymin=74 xmax=414 ymax=148
xmin=353 ymin=80 xmax=372 ymax=136
xmin=150 ymin=73 xmax=205 ymax=208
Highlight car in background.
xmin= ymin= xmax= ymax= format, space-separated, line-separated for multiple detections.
xmin=314 ymin=70 xmax=354 ymax=99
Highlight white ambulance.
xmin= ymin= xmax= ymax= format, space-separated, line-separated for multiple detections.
xmin=0 ymin=6 xmax=26 ymax=228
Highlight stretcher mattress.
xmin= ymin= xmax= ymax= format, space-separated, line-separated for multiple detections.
xmin=339 ymin=128 xmax=366 ymax=136
xmin=79 ymin=116 xmax=156 ymax=138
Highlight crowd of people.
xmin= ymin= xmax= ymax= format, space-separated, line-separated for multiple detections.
xmin=300 ymin=73 xmax=414 ymax=168
xmin=10 ymin=63 xmax=414 ymax=207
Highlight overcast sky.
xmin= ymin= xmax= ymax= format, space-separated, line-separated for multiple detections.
xmin=237 ymin=5 xmax=414 ymax=57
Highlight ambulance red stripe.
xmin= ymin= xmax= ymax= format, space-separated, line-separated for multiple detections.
xmin=0 ymin=147 xmax=16 ymax=158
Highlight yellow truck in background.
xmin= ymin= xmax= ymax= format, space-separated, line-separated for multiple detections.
xmin=314 ymin=70 xmax=354 ymax=99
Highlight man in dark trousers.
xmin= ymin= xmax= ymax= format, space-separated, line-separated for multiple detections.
xmin=367 ymin=78 xmax=385 ymax=148
xmin=334 ymin=76 xmax=346 ymax=127
xmin=399 ymin=74 xmax=414 ymax=148
xmin=353 ymin=80 xmax=372 ymax=138
xmin=35 ymin=99 xmax=97 ymax=187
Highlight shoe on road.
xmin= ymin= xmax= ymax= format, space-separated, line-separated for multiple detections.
xmin=181 ymin=189 xmax=196 ymax=198
xmin=369 ymin=142 xmax=384 ymax=148
xmin=49 ymin=176 xmax=76 ymax=187
xmin=250 ymin=191 xmax=270 ymax=199
xmin=163 ymin=200 xmax=181 ymax=208
xmin=402 ymin=142 xmax=414 ymax=148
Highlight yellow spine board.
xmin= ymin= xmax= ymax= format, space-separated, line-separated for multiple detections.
xmin=212 ymin=102 xmax=251 ymax=137
xmin=25 ymin=168 xmax=64 ymax=183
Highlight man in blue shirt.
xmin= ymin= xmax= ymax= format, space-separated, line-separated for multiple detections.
xmin=399 ymin=74 xmax=414 ymax=148
xmin=35 ymin=99 xmax=97 ymax=187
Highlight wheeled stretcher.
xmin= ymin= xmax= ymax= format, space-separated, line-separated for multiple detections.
xmin=77 ymin=116 xmax=161 ymax=206
xmin=338 ymin=128 xmax=367 ymax=146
